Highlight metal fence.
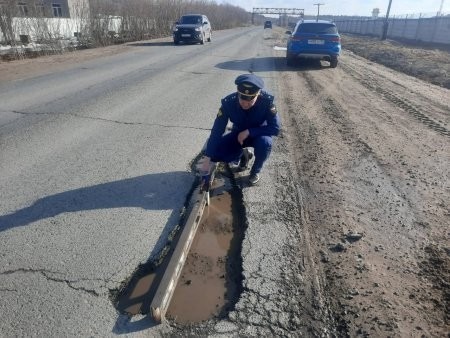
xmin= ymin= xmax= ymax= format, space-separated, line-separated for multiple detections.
xmin=333 ymin=13 xmax=450 ymax=45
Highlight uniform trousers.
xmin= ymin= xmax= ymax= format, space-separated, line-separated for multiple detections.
xmin=209 ymin=131 xmax=273 ymax=175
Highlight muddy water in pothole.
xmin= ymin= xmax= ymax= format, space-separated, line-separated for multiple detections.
xmin=165 ymin=192 xmax=233 ymax=323
xmin=114 ymin=176 xmax=244 ymax=323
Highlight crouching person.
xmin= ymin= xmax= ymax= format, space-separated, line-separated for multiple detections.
xmin=200 ymin=73 xmax=280 ymax=185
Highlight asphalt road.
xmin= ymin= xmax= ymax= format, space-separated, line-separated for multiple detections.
xmin=0 ymin=26 xmax=280 ymax=336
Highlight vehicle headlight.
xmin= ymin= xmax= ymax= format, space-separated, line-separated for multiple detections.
xmin=173 ymin=27 xmax=179 ymax=32
xmin=195 ymin=27 xmax=201 ymax=31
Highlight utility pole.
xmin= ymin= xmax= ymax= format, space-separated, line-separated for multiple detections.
xmin=381 ymin=0 xmax=393 ymax=40
xmin=314 ymin=3 xmax=324 ymax=22
xmin=438 ymin=0 xmax=445 ymax=15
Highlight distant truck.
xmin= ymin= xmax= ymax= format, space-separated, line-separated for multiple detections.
xmin=173 ymin=14 xmax=212 ymax=45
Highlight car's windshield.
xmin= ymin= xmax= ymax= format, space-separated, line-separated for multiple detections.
xmin=296 ymin=23 xmax=337 ymax=34
xmin=180 ymin=16 xmax=203 ymax=24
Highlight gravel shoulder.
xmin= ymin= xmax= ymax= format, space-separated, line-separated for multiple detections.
xmin=272 ymin=30 xmax=450 ymax=336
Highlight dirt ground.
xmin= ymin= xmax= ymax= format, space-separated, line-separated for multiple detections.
xmin=342 ymin=34 xmax=450 ymax=89
xmin=0 ymin=39 xmax=152 ymax=83
xmin=272 ymin=32 xmax=450 ymax=336
xmin=1 ymin=32 xmax=449 ymax=336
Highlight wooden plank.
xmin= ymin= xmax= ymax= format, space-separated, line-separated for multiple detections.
xmin=150 ymin=188 xmax=208 ymax=322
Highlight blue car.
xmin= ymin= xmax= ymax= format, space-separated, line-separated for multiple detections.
xmin=286 ymin=20 xmax=341 ymax=68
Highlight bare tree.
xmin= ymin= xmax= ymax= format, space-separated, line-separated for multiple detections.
xmin=88 ymin=0 xmax=119 ymax=46
xmin=70 ymin=0 xmax=91 ymax=47
xmin=1 ymin=0 xmax=250 ymax=60
xmin=100 ymin=0 xmax=249 ymax=43
xmin=0 ymin=0 xmax=17 ymax=46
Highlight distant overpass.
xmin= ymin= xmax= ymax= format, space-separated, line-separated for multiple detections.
xmin=252 ymin=8 xmax=304 ymax=25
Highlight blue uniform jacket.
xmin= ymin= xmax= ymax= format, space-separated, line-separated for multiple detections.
xmin=205 ymin=91 xmax=280 ymax=158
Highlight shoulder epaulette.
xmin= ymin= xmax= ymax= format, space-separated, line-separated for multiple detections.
xmin=222 ymin=93 xmax=237 ymax=104
xmin=260 ymin=91 xmax=274 ymax=102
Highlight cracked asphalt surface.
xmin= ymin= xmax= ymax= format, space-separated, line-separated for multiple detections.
xmin=1 ymin=27 xmax=449 ymax=337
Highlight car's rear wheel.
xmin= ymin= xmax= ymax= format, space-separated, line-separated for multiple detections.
xmin=330 ymin=56 xmax=338 ymax=68
xmin=286 ymin=52 xmax=295 ymax=66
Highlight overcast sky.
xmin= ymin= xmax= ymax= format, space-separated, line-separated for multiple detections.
xmin=217 ymin=0 xmax=449 ymax=17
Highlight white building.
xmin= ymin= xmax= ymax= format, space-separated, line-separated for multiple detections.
xmin=0 ymin=0 xmax=91 ymax=44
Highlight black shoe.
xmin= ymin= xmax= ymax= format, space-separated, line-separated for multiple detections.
xmin=238 ymin=148 xmax=254 ymax=170
xmin=248 ymin=173 xmax=260 ymax=185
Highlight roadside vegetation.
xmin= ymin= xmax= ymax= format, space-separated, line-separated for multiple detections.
xmin=0 ymin=0 xmax=252 ymax=60
xmin=342 ymin=33 xmax=450 ymax=89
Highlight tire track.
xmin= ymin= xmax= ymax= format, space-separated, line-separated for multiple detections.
xmin=275 ymin=74 xmax=336 ymax=336
xmin=302 ymin=72 xmax=374 ymax=157
xmin=341 ymin=53 xmax=450 ymax=113
xmin=373 ymin=88 xmax=450 ymax=136
xmin=340 ymin=62 xmax=450 ymax=137
xmin=280 ymin=74 xmax=356 ymax=336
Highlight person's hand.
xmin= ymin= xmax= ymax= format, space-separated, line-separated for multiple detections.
xmin=237 ymin=129 xmax=250 ymax=145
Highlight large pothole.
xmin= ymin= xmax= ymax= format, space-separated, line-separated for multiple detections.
xmin=112 ymin=169 xmax=246 ymax=324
